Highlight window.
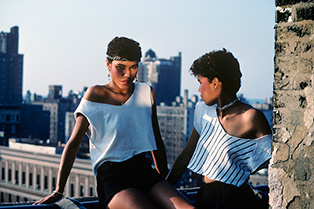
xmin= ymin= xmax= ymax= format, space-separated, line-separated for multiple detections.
xmin=52 ymin=177 xmax=56 ymax=188
xmin=89 ymin=187 xmax=94 ymax=196
xmin=22 ymin=172 xmax=26 ymax=185
xmin=8 ymin=169 xmax=11 ymax=182
xmin=6 ymin=114 xmax=10 ymax=122
xmin=1 ymin=168 xmax=5 ymax=180
xmin=11 ymin=125 xmax=16 ymax=134
xmin=80 ymin=185 xmax=84 ymax=197
xmin=15 ymin=170 xmax=18 ymax=184
xmin=36 ymin=174 xmax=40 ymax=189
xmin=11 ymin=114 xmax=16 ymax=122
xmin=29 ymin=173 xmax=33 ymax=186
xmin=70 ymin=183 xmax=75 ymax=197
xmin=44 ymin=176 xmax=48 ymax=189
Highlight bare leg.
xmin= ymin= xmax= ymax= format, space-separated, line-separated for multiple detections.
xmin=149 ymin=181 xmax=196 ymax=209
xmin=107 ymin=188 xmax=159 ymax=209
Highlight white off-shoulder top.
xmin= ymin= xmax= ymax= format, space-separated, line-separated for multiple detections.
xmin=74 ymin=83 xmax=157 ymax=177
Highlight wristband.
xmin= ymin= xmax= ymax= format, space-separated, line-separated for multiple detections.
xmin=53 ymin=190 xmax=64 ymax=197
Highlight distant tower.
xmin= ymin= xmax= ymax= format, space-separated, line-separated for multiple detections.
xmin=48 ymin=85 xmax=63 ymax=100
xmin=0 ymin=26 xmax=24 ymax=105
xmin=138 ymin=49 xmax=181 ymax=105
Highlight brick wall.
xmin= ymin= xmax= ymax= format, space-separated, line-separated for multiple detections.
xmin=269 ymin=0 xmax=314 ymax=208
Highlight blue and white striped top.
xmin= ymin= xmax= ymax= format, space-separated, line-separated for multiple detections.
xmin=187 ymin=101 xmax=272 ymax=187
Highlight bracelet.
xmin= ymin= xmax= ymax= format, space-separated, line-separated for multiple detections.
xmin=53 ymin=190 xmax=64 ymax=197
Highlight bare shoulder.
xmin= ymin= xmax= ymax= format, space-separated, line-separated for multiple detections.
xmin=83 ymin=85 xmax=108 ymax=102
xmin=241 ymin=104 xmax=272 ymax=137
xmin=242 ymin=104 xmax=264 ymax=121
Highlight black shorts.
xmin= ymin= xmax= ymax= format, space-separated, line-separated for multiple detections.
xmin=195 ymin=181 xmax=259 ymax=209
xmin=96 ymin=153 xmax=163 ymax=207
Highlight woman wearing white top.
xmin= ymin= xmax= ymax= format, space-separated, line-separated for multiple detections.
xmin=34 ymin=37 xmax=195 ymax=209
xmin=166 ymin=49 xmax=272 ymax=209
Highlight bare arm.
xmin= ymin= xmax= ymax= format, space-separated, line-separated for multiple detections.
xmin=33 ymin=115 xmax=89 ymax=204
xmin=166 ymin=127 xmax=199 ymax=185
xmin=150 ymin=87 xmax=169 ymax=178
xmin=253 ymin=109 xmax=272 ymax=138
xmin=248 ymin=108 xmax=272 ymax=171
xmin=255 ymin=110 xmax=272 ymax=170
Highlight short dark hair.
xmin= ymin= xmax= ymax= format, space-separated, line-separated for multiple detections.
xmin=189 ymin=48 xmax=242 ymax=94
xmin=106 ymin=37 xmax=142 ymax=62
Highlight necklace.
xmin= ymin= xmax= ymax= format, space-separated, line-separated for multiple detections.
xmin=104 ymin=84 xmax=134 ymax=95
xmin=217 ymin=98 xmax=238 ymax=111
xmin=104 ymin=84 xmax=134 ymax=105
xmin=104 ymin=85 xmax=124 ymax=94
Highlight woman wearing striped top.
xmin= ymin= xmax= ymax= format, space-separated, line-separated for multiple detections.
xmin=166 ymin=49 xmax=272 ymax=209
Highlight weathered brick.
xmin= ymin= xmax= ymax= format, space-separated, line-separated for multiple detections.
xmin=273 ymin=126 xmax=291 ymax=142
xmin=293 ymin=40 xmax=314 ymax=57
xmin=276 ymin=22 xmax=313 ymax=40
xmin=276 ymin=8 xmax=292 ymax=23
xmin=272 ymin=142 xmax=290 ymax=162
xmin=297 ymin=58 xmax=313 ymax=73
xmin=291 ymin=156 xmax=310 ymax=181
xmin=274 ymin=70 xmax=291 ymax=90
xmin=287 ymin=24 xmax=311 ymax=37
xmin=296 ymin=5 xmax=314 ymax=21
xmin=274 ymin=109 xmax=283 ymax=126
xmin=273 ymin=91 xmax=287 ymax=108
xmin=270 ymin=1 xmax=314 ymax=208
xmin=276 ymin=0 xmax=314 ymax=7
xmin=275 ymin=42 xmax=290 ymax=56
xmin=274 ymin=57 xmax=297 ymax=90
xmin=287 ymin=196 xmax=309 ymax=209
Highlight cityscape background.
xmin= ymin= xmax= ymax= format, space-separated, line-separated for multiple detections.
xmin=0 ymin=0 xmax=275 ymax=100
xmin=0 ymin=0 xmax=275 ymax=205
xmin=0 ymin=24 xmax=272 ymax=204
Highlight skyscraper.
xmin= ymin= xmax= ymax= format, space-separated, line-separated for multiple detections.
xmin=138 ymin=49 xmax=181 ymax=105
xmin=0 ymin=26 xmax=23 ymax=105
xmin=0 ymin=26 xmax=24 ymax=143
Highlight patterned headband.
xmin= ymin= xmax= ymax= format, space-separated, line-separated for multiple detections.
xmin=106 ymin=55 xmax=139 ymax=62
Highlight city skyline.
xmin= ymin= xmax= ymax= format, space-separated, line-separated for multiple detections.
xmin=1 ymin=0 xmax=275 ymax=100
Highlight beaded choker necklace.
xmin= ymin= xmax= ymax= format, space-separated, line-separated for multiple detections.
xmin=217 ymin=98 xmax=238 ymax=111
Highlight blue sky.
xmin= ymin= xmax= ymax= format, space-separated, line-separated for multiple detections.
xmin=1 ymin=0 xmax=275 ymax=100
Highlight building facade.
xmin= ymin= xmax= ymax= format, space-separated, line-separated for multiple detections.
xmin=157 ymin=90 xmax=197 ymax=166
xmin=0 ymin=143 xmax=96 ymax=203
xmin=31 ymin=85 xmax=81 ymax=144
xmin=157 ymin=90 xmax=201 ymax=188
xmin=138 ymin=49 xmax=181 ymax=105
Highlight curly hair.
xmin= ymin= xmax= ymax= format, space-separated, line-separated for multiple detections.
xmin=106 ymin=37 xmax=142 ymax=62
xmin=189 ymin=48 xmax=242 ymax=94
